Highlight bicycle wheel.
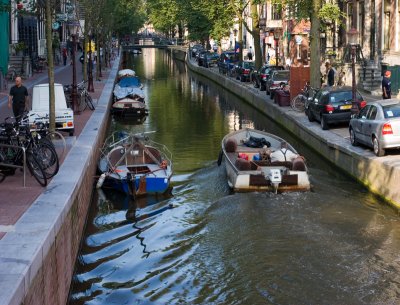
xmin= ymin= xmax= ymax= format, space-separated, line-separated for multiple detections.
xmin=85 ymin=93 xmax=95 ymax=110
xmin=32 ymin=142 xmax=59 ymax=178
xmin=26 ymin=153 xmax=47 ymax=186
xmin=291 ymin=95 xmax=306 ymax=112
xmin=45 ymin=131 xmax=66 ymax=159
xmin=78 ymin=93 xmax=87 ymax=112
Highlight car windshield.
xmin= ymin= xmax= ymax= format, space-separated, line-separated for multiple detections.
xmin=330 ymin=91 xmax=363 ymax=103
xmin=243 ymin=62 xmax=254 ymax=69
xmin=383 ymin=104 xmax=400 ymax=118
xmin=273 ymin=71 xmax=289 ymax=81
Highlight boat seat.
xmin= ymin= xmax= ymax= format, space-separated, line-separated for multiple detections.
xmin=225 ymin=138 xmax=237 ymax=152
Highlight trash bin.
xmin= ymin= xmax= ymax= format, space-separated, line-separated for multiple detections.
xmin=274 ymin=90 xmax=291 ymax=107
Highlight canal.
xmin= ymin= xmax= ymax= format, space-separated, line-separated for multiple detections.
xmin=68 ymin=49 xmax=400 ymax=305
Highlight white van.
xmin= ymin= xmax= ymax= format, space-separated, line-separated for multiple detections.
xmin=27 ymin=83 xmax=74 ymax=136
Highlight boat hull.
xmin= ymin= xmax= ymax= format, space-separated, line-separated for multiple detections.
xmin=103 ymin=175 xmax=171 ymax=196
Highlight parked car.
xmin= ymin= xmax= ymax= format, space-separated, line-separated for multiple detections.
xmin=26 ymin=83 xmax=75 ymax=136
xmin=251 ymin=65 xmax=285 ymax=91
xmin=197 ymin=51 xmax=219 ymax=67
xmin=305 ymin=86 xmax=366 ymax=130
xmin=266 ymin=70 xmax=290 ymax=99
xmin=233 ymin=61 xmax=255 ymax=82
xmin=217 ymin=51 xmax=239 ymax=75
xmin=349 ymin=99 xmax=400 ymax=156
xmin=191 ymin=44 xmax=204 ymax=58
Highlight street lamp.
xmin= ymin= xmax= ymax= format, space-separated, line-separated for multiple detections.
xmin=273 ymin=31 xmax=279 ymax=67
xmin=347 ymin=27 xmax=359 ymax=115
xmin=233 ymin=28 xmax=238 ymax=55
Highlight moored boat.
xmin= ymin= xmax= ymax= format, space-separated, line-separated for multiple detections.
xmin=219 ymin=128 xmax=310 ymax=192
xmin=112 ymin=71 xmax=148 ymax=117
xmin=97 ymin=131 xmax=173 ymax=197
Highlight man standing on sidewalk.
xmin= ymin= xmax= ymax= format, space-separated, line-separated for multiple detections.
xmin=382 ymin=70 xmax=391 ymax=99
xmin=8 ymin=77 xmax=28 ymax=120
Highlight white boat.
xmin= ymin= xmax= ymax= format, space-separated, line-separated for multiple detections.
xmin=118 ymin=69 xmax=136 ymax=78
xmin=219 ymin=128 xmax=310 ymax=192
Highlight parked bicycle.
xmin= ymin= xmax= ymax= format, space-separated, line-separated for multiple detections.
xmin=64 ymin=81 xmax=95 ymax=112
xmin=6 ymin=64 xmax=17 ymax=82
xmin=0 ymin=114 xmax=60 ymax=186
xmin=291 ymin=83 xmax=316 ymax=112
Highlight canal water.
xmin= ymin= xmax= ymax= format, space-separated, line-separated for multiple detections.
xmin=68 ymin=49 xmax=400 ymax=305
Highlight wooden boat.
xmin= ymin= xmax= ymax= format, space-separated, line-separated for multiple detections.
xmin=97 ymin=131 xmax=173 ymax=197
xmin=219 ymin=128 xmax=310 ymax=192
xmin=112 ymin=73 xmax=148 ymax=117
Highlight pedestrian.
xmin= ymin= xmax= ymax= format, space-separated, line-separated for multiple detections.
xmin=382 ymin=70 xmax=391 ymax=99
xmin=62 ymin=47 xmax=68 ymax=66
xmin=247 ymin=46 xmax=253 ymax=60
xmin=8 ymin=76 xmax=29 ymax=121
xmin=326 ymin=62 xmax=335 ymax=87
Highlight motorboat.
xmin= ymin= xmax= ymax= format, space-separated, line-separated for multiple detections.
xmin=219 ymin=128 xmax=310 ymax=192
xmin=97 ymin=131 xmax=173 ymax=197
xmin=112 ymin=72 xmax=148 ymax=117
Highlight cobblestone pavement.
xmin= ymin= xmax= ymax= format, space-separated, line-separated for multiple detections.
xmin=0 ymin=55 xmax=116 ymax=239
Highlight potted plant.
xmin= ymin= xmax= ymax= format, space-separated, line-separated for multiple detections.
xmin=13 ymin=42 xmax=26 ymax=55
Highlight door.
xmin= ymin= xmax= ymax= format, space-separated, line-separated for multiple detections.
xmin=310 ymin=90 xmax=323 ymax=118
xmin=354 ymin=105 xmax=370 ymax=144
xmin=362 ymin=105 xmax=378 ymax=146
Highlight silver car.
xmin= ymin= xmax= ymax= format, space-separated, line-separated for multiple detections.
xmin=349 ymin=99 xmax=400 ymax=156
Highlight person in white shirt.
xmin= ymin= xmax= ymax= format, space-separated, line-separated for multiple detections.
xmin=270 ymin=142 xmax=299 ymax=162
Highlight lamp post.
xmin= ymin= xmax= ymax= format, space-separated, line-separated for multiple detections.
xmin=233 ymin=28 xmax=238 ymax=55
xmin=274 ymin=31 xmax=279 ymax=67
xmin=71 ymin=33 xmax=79 ymax=114
xmin=88 ymin=38 xmax=94 ymax=92
xmin=347 ymin=27 xmax=359 ymax=115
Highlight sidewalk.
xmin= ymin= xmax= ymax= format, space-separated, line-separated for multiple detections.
xmin=0 ymin=56 xmax=116 ymax=239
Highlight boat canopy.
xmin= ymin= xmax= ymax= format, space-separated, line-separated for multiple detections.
xmin=118 ymin=76 xmax=141 ymax=88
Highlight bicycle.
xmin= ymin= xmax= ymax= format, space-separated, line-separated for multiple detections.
xmin=64 ymin=81 xmax=95 ymax=112
xmin=291 ymin=83 xmax=316 ymax=112
xmin=0 ymin=119 xmax=48 ymax=186
xmin=6 ymin=64 xmax=17 ymax=82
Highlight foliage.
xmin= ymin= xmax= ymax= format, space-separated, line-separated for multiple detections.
xmin=13 ymin=41 xmax=27 ymax=52
xmin=318 ymin=3 xmax=346 ymax=26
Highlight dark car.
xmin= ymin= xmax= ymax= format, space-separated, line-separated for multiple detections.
xmin=217 ymin=51 xmax=239 ymax=75
xmin=266 ymin=70 xmax=290 ymax=99
xmin=233 ymin=61 xmax=255 ymax=82
xmin=305 ymin=86 xmax=366 ymax=130
xmin=197 ymin=51 xmax=219 ymax=67
xmin=251 ymin=65 xmax=285 ymax=91
xmin=191 ymin=44 xmax=204 ymax=58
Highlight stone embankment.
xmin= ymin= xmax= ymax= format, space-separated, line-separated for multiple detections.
xmin=176 ymin=48 xmax=400 ymax=209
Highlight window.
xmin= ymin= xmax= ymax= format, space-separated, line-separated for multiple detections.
xmin=383 ymin=104 xmax=400 ymax=118
xmin=271 ymin=4 xmax=282 ymax=20
xmin=358 ymin=105 xmax=370 ymax=119
xmin=367 ymin=106 xmax=377 ymax=120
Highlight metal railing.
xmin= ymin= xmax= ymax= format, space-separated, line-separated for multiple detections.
xmin=0 ymin=144 xmax=27 ymax=187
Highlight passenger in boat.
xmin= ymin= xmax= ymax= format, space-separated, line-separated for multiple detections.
xmin=270 ymin=142 xmax=299 ymax=162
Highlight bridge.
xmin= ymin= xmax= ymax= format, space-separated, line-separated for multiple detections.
xmin=122 ymin=44 xmax=168 ymax=49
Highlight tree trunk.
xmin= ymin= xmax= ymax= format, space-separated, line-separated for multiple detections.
xmin=45 ymin=0 xmax=55 ymax=132
xmin=251 ymin=3 xmax=262 ymax=69
xmin=238 ymin=21 xmax=243 ymax=64
xmin=310 ymin=0 xmax=321 ymax=89
xmin=96 ymin=32 xmax=100 ymax=80
xmin=83 ymin=33 xmax=88 ymax=83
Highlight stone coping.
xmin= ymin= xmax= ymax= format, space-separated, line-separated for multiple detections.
xmin=0 ymin=56 xmax=120 ymax=305
xmin=185 ymin=52 xmax=400 ymax=210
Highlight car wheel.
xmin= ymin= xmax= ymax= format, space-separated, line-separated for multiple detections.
xmin=240 ymin=75 xmax=245 ymax=82
xmin=306 ymin=108 xmax=315 ymax=122
xmin=266 ymin=88 xmax=270 ymax=95
xmin=373 ymin=136 xmax=385 ymax=156
xmin=270 ymin=91 xmax=275 ymax=100
xmin=253 ymin=80 xmax=259 ymax=88
xmin=320 ymin=114 xmax=329 ymax=130
xmin=260 ymin=84 xmax=266 ymax=91
xmin=349 ymin=128 xmax=358 ymax=146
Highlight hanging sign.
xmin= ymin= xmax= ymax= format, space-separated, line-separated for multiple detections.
xmin=52 ymin=22 xmax=60 ymax=30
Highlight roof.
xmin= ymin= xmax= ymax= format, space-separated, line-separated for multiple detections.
xmin=371 ymin=99 xmax=400 ymax=106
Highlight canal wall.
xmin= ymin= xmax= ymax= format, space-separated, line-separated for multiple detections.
xmin=0 ymin=57 xmax=120 ymax=305
xmin=177 ymin=48 xmax=400 ymax=209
